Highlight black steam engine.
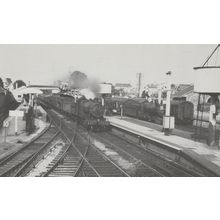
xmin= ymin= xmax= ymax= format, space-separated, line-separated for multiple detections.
xmin=39 ymin=94 xmax=110 ymax=131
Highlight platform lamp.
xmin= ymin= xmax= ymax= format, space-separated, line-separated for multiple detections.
xmin=163 ymin=71 xmax=175 ymax=135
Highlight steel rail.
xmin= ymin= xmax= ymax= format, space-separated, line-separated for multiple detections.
xmin=42 ymin=143 xmax=72 ymax=177
xmin=73 ymin=145 xmax=90 ymax=177
xmin=0 ymin=123 xmax=52 ymax=166
xmin=14 ymin=131 xmax=60 ymax=177
xmin=0 ymin=127 xmax=59 ymax=177
xmin=91 ymin=133 xmax=165 ymax=177
xmin=45 ymin=111 xmax=101 ymax=177
xmin=47 ymin=109 xmax=131 ymax=176
xmin=47 ymin=108 xmax=204 ymax=177
xmin=60 ymin=118 xmax=131 ymax=177
xmin=106 ymin=130 xmax=205 ymax=177
xmin=75 ymin=131 xmax=130 ymax=177
xmin=47 ymin=108 xmax=131 ymax=176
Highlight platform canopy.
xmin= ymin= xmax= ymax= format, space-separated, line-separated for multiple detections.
xmin=20 ymin=87 xmax=43 ymax=94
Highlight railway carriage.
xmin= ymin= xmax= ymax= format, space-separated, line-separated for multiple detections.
xmin=123 ymin=98 xmax=163 ymax=122
xmin=104 ymin=97 xmax=193 ymax=125
xmin=170 ymin=100 xmax=194 ymax=123
xmin=105 ymin=97 xmax=128 ymax=115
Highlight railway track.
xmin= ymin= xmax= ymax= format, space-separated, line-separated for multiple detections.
xmin=47 ymin=110 xmax=167 ymax=177
xmin=46 ymin=109 xmax=131 ymax=177
xmin=89 ymin=131 xmax=205 ymax=177
xmin=39 ymin=108 xmax=215 ymax=177
xmin=0 ymin=124 xmax=60 ymax=177
xmin=73 ymin=132 xmax=130 ymax=177
xmin=19 ymin=115 xmax=100 ymax=177
xmin=56 ymin=119 xmax=195 ymax=176
xmin=50 ymin=109 xmax=212 ymax=177
xmin=43 ymin=143 xmax=99 ymax=177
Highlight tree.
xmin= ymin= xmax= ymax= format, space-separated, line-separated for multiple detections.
xmin=5 ymin=78 xmax=13 ymax=90
xmin=6 ymin=78 xmax=12 ymax=85
xmin=0 ymin=77 xmax=4 ymax=88
xmin=13 ymin=80 xmax=26 ymax=89
xmin=112 ymin=86 xmax=125 ymax=96
xmin=69 ymin=71 xmax=88 ymax=89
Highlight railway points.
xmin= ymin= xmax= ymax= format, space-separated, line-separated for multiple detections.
xmin=46 ymin=109 xmax=131 ymax=177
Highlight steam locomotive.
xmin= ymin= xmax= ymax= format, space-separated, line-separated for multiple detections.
xmin=104 ymin=97 xmax=194 ymax=124
xmin=38 ymin=94 xmax=110 ymax=131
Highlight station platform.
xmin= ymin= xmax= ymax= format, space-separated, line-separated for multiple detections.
xmin=0 ymin=104 xmax=48 ymax=160
xmin=106 ymin=116 xmax=220 ymax=176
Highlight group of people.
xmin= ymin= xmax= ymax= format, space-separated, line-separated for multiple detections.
xmin=141 ymin=87 xmax=155 ymax=103
xmin=141 ymin=88 xmax=150 ymax=99
xmin=0 ymin=77 xmax=35 ymax=134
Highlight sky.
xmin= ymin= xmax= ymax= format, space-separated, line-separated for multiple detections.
xmin=0 ymin=44 xmax=218 ymax=86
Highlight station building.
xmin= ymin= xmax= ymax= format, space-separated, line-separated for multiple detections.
xmin=12 ymin=85 xmax=60 ymax=103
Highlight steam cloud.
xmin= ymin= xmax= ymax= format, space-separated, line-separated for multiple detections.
xmin=58 ymin=70 xmax=101 ymax=99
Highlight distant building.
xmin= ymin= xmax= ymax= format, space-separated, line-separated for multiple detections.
xmin=173 ymin=84 xmax=195 ymax=100
xmin=114 ymin=83 xmax=132 ymax=93
xmin=146 ymin=84 xmax=158 ymax=96
xmin=172 ymin=84 xmax=202 ymax=110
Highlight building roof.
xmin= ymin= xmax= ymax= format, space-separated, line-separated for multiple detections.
xmin=174 ymin=84 xmax=194 ymax=97
xmin=28 ymin=85 xmax=59 ymax=89
xmin=115 ymin=83 xmax=132 ymax=88
xmin=147 ymin=83 xmax=158 ymax=89
xmin=20 ymin=87 xmax=43 ymax=94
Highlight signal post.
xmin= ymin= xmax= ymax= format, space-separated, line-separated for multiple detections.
xmin=163 ymin=71 xmax=175 ymax=135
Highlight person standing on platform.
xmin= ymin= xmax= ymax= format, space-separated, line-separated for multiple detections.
xmin=25 ymin=105 xmax=35 ymax=135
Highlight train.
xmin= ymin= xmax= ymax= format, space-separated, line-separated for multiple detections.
xmin=104 ymin=97 xmax=194 ymax=124
xmin=38 ymin=94 xmax=110 ymax=131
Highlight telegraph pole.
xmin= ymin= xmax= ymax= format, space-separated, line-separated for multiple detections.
xmin=137 ymin=72 xmax=142 ymax=97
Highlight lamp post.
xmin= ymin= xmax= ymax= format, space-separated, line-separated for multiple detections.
xmin=165 ymin=71 xmax=171 ymax=117
xmin=163 ymin=71 xmax=175 ymax=135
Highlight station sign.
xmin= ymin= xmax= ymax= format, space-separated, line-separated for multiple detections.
xmin=3 ymin=120 xmax=9 ymax=128
xmin=9 ymin=110 xmax=24 ymax=117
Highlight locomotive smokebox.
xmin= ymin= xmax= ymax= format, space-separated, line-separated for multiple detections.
xmin=90 ymin=103 xmax=104 ymax=118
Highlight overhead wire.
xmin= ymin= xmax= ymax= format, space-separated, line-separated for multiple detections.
xmin=215 ymin=46 xmax=219 ymax=66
